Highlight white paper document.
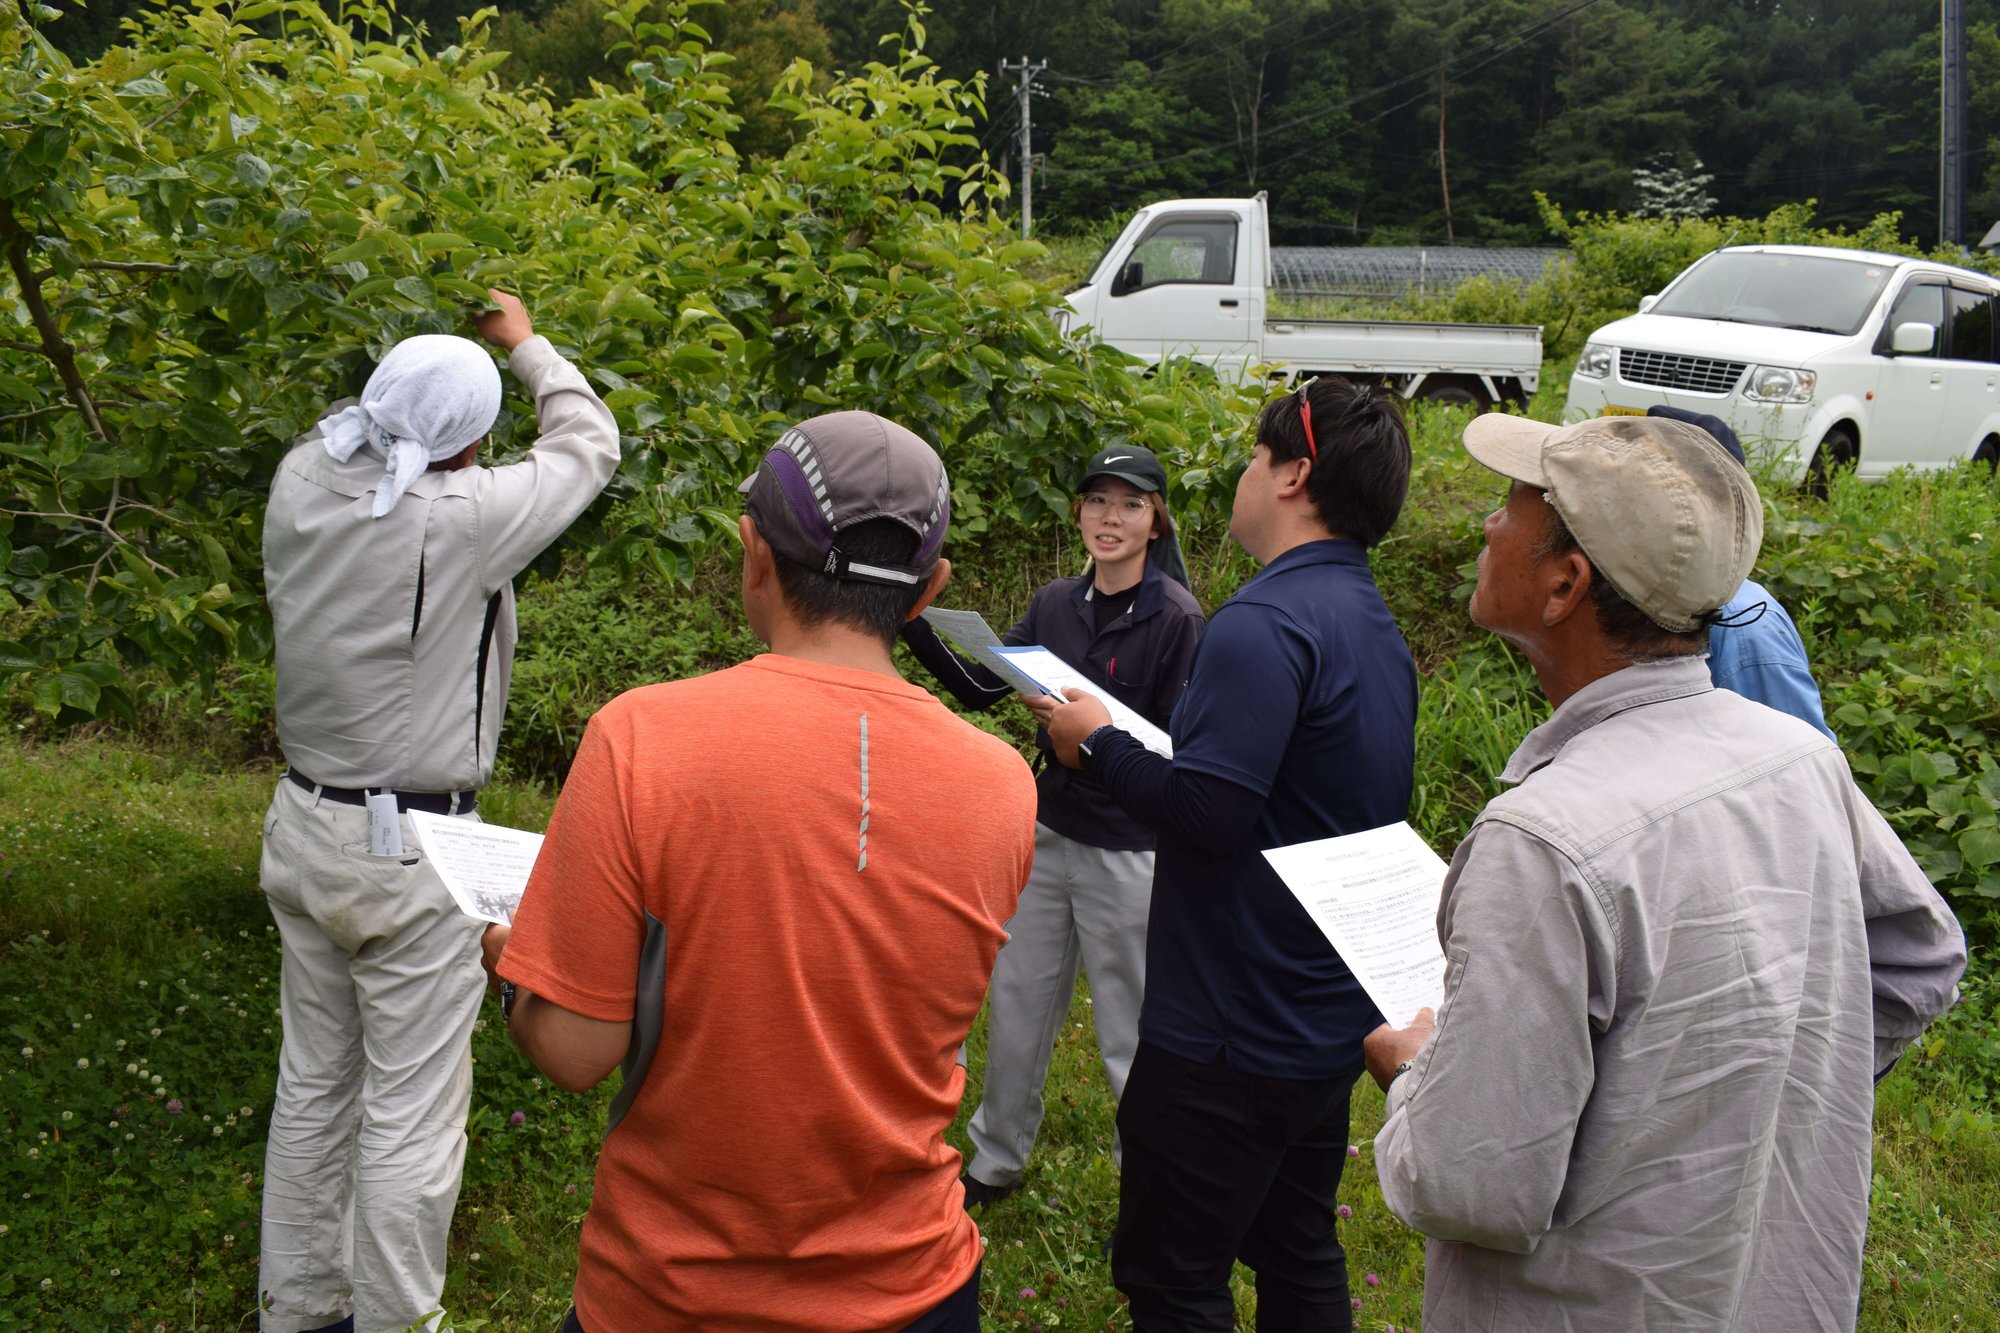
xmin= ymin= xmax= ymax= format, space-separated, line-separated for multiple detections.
xmin=1261 ymin=821 xmax=1449 ymax=1026
xmin=992 ymin=645 xmax=1174 ymax=758
xmin=918 ymin=607 xmax=1054 ymax=698
xmin=408 ymin=812 xmax=546 ymax=925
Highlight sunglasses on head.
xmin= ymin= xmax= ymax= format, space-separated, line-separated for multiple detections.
xmin=1295 ymin=379 xmax=1319 ymax=460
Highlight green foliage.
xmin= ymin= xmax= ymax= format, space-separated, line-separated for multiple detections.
xmin=0 ymin=0 xmax=1260 ymax=729
xmin=1414 ymin=198 xmax=2000 ymax=361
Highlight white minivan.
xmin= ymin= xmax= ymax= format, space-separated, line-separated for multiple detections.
xmin=1564 ymin=245 xmax=2000 ymax=484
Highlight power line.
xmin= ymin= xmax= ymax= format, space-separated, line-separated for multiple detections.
xmin=1043 ymin=0 xmax=1612 ymax=182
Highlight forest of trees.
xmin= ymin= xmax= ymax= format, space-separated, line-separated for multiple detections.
xmin=37 ymin=0 xmax=2000 ymax=246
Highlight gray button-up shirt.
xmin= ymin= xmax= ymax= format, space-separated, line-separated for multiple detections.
xmin=264 ymin=335 xmax=619 ymax=792
xmin=1375 ymin=657 xmax=1965 ymax=1331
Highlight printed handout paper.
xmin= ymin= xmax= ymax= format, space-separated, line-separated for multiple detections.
xmin=1262 ymin=821 xmax=1449 ymax=1026
xmin=408 ymin=812 xmax=546 ymax=925
xmin=917 ymin=607 xmax=1054 ymax=698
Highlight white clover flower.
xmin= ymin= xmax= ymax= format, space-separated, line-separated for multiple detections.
xmin=60 ymin=1111 xmax=72 ymax=1122
xmin=150 ymin=1028 xmax=161 ymax=1037
xmin=211 ymin=1126 xmax=222 ymax=1137
xmin=126 ymin=1063 xmax=138 ymax=1074
xmin=40 ymin=1278 xmax=52 ymax=1290
xmin=76 ymin=1057 xmax=89 ymax=1069
xmin=239 ymin=1106 xmax=252 ymax=1117
xmin=19 ymin=1046 xmax=31 ymax=1057
xmin=151 ymin=1075 xmax=163 ymax=1085
xmin=114 ymin=1039 xmax=126 ymax=1050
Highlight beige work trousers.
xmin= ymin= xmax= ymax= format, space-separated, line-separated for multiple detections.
xmin=255 ymin=777 xmax=485 ymax=1333
xmin=964 ymin=821 xmax=1153 ymax=1188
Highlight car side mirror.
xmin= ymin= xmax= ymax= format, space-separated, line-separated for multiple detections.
xmin=1891 ymin=321 xmax=1936 ymax=355
xmin=1637 ymin=294 xmax=1658 ymax=314
xmin=1111 ymin=260 xmax=1144 ymax=297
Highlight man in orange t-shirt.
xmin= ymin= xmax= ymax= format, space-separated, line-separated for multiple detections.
xmin=483 ymin=412 xmax=1037 ymax=1331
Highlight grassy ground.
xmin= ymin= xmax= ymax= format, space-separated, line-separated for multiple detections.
xmin=0 ymin=740 xmax=1995 ymax=1330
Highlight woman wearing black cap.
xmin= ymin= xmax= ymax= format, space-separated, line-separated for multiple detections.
xmin=901 ymin=444 xmax=1206 ymax=1210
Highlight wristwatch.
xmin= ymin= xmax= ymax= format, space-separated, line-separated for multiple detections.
xmin=498 ymin=980 xmax=518 ymax=1022
xmin=1077 ymin=724 xmax=1115 ymax=773
xmin=1392 ymin=1059 xmax=1415 ymax=1082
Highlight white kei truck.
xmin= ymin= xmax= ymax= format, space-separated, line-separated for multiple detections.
xmin=1057 ymin=194 xmax=1544 ymax=410
xmin=1565 ymin=245 xmax=2000 ymax=485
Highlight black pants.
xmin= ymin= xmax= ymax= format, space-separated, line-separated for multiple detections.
xmin=1112 ymin=1041 xmax=1357 ymax=1332
xmin=557 ymin=1261 xmax=981 ymax=1332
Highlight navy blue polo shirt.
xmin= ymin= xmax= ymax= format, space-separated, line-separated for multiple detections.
xmin=1135 ymin=539 xmax=1416 ymax=1080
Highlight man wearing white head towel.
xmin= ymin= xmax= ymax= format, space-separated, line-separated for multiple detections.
xmin=256 ymin=291 xmax=619 ymax=1333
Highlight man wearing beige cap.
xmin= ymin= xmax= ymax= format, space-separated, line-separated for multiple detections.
xmin=1362 ymin=415 xmax=1965 ymax=1330
xmin=484 ymin=412 xmax=1037 ymax=1331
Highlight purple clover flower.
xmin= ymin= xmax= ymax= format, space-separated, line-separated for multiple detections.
xmin=509 ymin=1110 xmax=526 ymax=1127
xmin=1337 ymin=1203 xmax=1353 ymax=1219
xmin=1019 ymin=1287 xmax=1036 ymax=1300
xmin=165 ymin=1099 xmax=183 ymax=1115
xmin=1352 ymin=1298 xmax=1364 ymax=1312
xmin=1364 ymin=1272 xmax=1381 ymax=1288
xmin=1347 ymin=1144 xmax=1361 ymax=1158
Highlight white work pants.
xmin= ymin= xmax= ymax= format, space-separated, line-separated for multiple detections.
xmin=965 ymin=821 xmax=1153 ymax=1188
xmin=256 ymin=777 xmax=485 ymax=1333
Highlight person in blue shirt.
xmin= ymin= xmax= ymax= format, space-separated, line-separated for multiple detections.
xmin=1044 ymin=376 xmax=1417 ymax=1333
xmin=1647 ymin=406 xmax=1836 ymax=741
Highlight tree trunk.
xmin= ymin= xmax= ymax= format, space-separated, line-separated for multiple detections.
xmin=0 ymin=201 xmax=110 ymax=443
xmin=1438 ymin=64 xmax=1454 ymax=243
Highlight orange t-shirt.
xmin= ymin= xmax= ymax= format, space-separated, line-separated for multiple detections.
xmin=500 ymin=654 xmax=1037 ymax=1331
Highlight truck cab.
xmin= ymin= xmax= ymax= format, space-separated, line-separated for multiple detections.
xmin=1062 ymin=199 xmax=1266 ymax=378
xmin=1061 ymin=196 xmax=1543 ymax=408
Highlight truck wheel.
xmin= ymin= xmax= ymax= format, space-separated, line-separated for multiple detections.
xmin=1976 ymin=435 xmax=1999 ymax=477
xmin=1804 ymin=424 xmax=1858 ymax=500
xmin=1414 ymin=378 xmax=1491 ymax=411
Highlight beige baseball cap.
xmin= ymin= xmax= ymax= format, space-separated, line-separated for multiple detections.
xmin=1462 ymin=414 xmax=1763 ymax=633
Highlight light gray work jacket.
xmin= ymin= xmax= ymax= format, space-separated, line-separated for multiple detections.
xmin=1376 ymin=656 xmax=1965 ymax=1332
xmin=263 ymin=335 xmax=619 ymax=792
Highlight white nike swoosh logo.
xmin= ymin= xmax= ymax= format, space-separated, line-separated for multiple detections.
xmin=1102 ymin=455 xmax=1133 ymax=462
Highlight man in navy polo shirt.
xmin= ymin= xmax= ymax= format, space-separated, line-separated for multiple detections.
xmin=1042 ymin=376 xmax=1417 ymax=1331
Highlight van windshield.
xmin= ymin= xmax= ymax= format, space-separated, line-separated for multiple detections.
xmin=1651 ymin=251 xmax=1895 ymax=336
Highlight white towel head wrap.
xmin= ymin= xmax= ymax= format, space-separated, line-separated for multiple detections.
xmin=321 ymin=334 xmax=504 ymax=517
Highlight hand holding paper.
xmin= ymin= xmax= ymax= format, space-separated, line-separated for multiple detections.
xmin=1364 ymin=1006 xmax=1436 ymax=1092
xmin=994 ymin=646 xmax=1173 ymax=758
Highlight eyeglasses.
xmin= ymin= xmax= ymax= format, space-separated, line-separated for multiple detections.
xmin=1081 ymin=494 xmax=1153 ymax=516
xmin=1295 ymin=379 xmax=1319 ymax=460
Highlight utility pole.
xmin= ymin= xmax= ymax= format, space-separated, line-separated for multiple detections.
xmin=1943 ymin=0 xmax=1968 ymax=248
xmin=1000 ymin=55 xmax=1047 ymax=238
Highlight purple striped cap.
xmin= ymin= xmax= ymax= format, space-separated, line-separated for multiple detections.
xmin=737 ymin=411 xmax=951 ymax=587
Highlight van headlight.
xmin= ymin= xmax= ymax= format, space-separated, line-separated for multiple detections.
xmin=1742 ymin=366 xmax=1816 ymax=404
xmin=1575 ymin=343 xmax=1613 ymax=379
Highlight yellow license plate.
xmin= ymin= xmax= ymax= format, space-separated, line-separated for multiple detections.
xmin=1600 ymin=405 xmax=1647 ymax=417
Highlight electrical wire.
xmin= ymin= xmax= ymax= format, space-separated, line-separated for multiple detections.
xmin=1039 ymin=0 xmax=1613 ymax=181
